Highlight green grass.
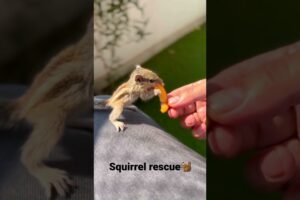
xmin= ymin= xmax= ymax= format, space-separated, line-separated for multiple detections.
xmin=103 ymin=25 xmax=206 ymax=157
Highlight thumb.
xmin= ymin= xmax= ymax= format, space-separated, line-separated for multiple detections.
xmin=168 ymin=80 xmax=206 ymax=108
xmin=208 ymin=49 xmax=300 ymax=125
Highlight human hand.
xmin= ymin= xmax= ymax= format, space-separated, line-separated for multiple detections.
xmin=208 ymin=41 xmax=300 ymax=199
xmin=167 ymin=79 xmax=206 ymax=139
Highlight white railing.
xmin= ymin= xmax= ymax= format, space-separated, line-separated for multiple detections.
xmin=94 ymin=0 xmax=206 ymax=92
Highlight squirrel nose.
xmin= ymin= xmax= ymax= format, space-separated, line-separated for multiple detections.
xmin=155 ymin=80 xmax=164 ymax=85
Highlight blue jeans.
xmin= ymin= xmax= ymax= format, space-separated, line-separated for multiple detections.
xmin=94 ymin=96 xmax=206 ymax=200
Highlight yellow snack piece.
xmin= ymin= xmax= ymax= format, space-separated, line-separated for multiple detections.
xmin=155 ymin=84 xmax=169 ymax=113
xmin=160 ymin=103 xmax=169 ymax=113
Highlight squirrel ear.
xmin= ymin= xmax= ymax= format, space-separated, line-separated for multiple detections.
xmin=135 ymin=75 xmax=143 ymax=82
xmin=136 ymin=64 xmax=141 ymax=69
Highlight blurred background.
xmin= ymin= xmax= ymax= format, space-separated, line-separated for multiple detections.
xmin=0 ymin=0 xmax=90 ymax=85
xmin=94 ymin=0 xmax=206 ymax=156
xmin=208 ymin=0 xmax=300 ymax=199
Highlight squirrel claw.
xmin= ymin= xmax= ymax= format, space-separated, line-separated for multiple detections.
xmin=113 ymin=121 xmax=126 ymax=132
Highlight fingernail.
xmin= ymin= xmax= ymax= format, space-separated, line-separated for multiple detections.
xmin=168 ymin=96 xmax=179 ymax=104
xmin=193 ymin=126 xmax=206 ymax=139
xmin=209 ymin=88 xmax=244 ymax=113
xmin=168 ymin=109 xmax=178 ymax=118
xmin=185 ymin=116 xmax=195 ymax=127
xmin=261 ymin=148 xmax=284 ymax=181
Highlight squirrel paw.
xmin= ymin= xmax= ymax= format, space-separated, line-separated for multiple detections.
xmin=31 ymin=166 xmax=75 ymax=199
xmin=154 ymin=88 xmax=161 ymax=96
xmin=113 ymin=121 xmax=126 ymax=132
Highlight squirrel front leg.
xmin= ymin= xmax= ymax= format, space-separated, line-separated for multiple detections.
xmin=109 ymin=102 xmax=125 ymax=132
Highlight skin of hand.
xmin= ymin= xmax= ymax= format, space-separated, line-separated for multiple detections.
xmin=167 ymin=79 xmax=206 ymax=139
xmin=208 ymin=41 xmax=300 ymax=200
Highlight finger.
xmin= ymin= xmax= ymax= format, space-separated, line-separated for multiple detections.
xmin=208 ymin=108 xmax=296 ymax=157
xmin=208 ymin=126 xmax=240 ymax=157
xmin=283 ymin=142 xmax=300 ymax=200
xmin=247 ymin=145 xmax=300 ymax=190
xmin=168 ymin=79 xmax=206 ymax=97
xmin=168 ymin=79 xmax=206 ymax=108
xmin=185 ymin=104 xmax=197 ymax=115
xmin=208 ymin=42 xmax=300 ymax=125
xmin=168 ymin=108 xmax=183 ymax=118
xmin=181 ymin=112 xmax=202 ymax=128
xmin=209 ymin=41 xmax=300 ymax=89
xmin=168 ymin=104 xmax=196 ymax=118
xmin=246 ymin=139 xmax=300 ymax=191
xmin=193 ymin=124 xmax=206 ymax=139
xmin=196 ymin=101 xmax=206 ymax=121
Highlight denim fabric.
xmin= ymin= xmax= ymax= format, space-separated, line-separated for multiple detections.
xmin=94 ymin=96 xmax=206 ymax=200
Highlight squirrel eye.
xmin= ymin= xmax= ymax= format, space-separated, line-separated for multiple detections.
xmin=149 ymin=79 xmax=155 ymax=83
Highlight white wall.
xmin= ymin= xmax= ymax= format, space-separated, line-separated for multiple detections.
xmin=94 ymin=0 xmax=206 ymax=92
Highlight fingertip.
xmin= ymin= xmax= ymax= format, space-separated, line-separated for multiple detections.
xmin=246 ymin=145 xmax=297 ymax=191
xmin=168 ymin=95 xmax=194 ymax=108
xmin=193 ymin=126 xmax=206 ymax=139
xmin=210 ymin=126 xmax=241 ymax=157
xmin=184 ymin=104 xmax=196 ymax=114
xmin=260 ymin=146 xmax=296 ymax=183
xmin=168 ymin=109 xmax=174 ymax=118
xmin=171 ymin=108 xmax=186 ymax=118
xmin=167 ymin=93 xmax=174 ymax=99
xmin=168 ymin=109 xmax=179 ymax=118
xmin=183 ymin=115 xmax=196 ymax=127
xmin=168 ymin=96 xmax=180 ymax=106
